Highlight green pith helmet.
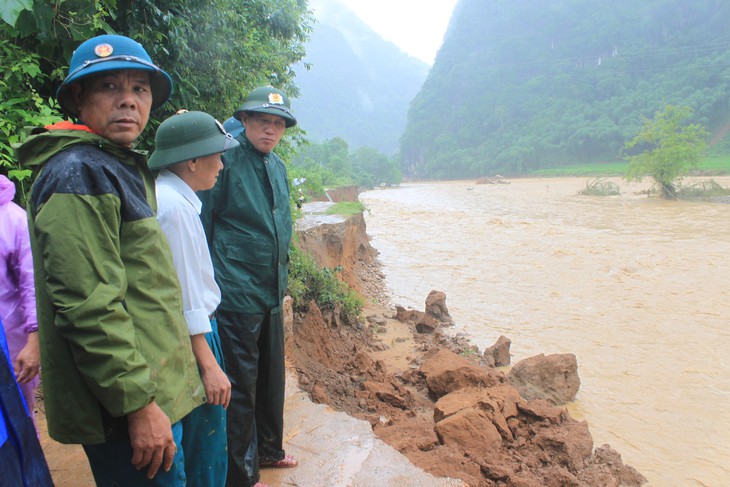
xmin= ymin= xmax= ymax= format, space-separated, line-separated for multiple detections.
xmin=148 ymin=111 xmax=240 ymax=170
xmin=56 ymin=34 xmax=173 ymax=117
xmin=232 ymin=86 xmax=297 ymax=128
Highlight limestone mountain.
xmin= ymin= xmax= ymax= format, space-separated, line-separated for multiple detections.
xmin=293 ymin=1 xmax=429 ymax=154
xmin=400 ymin=0 xmax=730 ymax=178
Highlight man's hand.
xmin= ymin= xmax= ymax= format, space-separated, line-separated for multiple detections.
xmin=200 ymin=362 xmax=232 ymax=408
xmin=191 ymin=334 xmax=231 ymax=408
xmin=14 ymin=331 xmax=40 ymax=384
xmin=127 ymin=401 xmax=176 ymax=479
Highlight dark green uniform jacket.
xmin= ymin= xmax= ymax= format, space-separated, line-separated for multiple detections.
xmin=199 ymin=135 xmax=292 ymax=313
xmin=16 ymin=126 xmax=204 ymax=445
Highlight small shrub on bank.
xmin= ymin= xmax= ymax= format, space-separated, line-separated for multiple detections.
xmin=287 ymin=246 xmax=363 ymax=324
xmin=577 ymin=177 xmax=621 ymax=196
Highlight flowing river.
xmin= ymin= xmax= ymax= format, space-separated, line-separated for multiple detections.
xmin=360 ymin=177 xmax=730 ymax=487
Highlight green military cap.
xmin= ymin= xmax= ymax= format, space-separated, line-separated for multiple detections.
xmin=148 ymin=110 xmax=239 ymax=170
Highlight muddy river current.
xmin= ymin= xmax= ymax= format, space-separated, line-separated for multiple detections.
xmin=360 ymin=177 xmax=730 ymax=487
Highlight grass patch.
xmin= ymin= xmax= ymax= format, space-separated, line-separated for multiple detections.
xmin=325 ymin=201 xmax=366 ymax=216
xmin=530 ymin=161 xmax=628 ymax=177
xmin=530 ymin=155 xmax=730 ymax=178
xmin=689 ymin=155 xmax=730 ymax=175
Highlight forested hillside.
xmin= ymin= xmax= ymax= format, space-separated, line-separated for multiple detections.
xmin=400 ymin=0 xmax=730 ymax=179
xmin=293 ymin=1 xmax=428 ymax=154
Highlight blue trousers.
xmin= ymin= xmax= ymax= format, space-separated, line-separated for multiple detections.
xmin=83 ymin=421 xmax=186 ymax=487
xmin=181 ymin=319 xmax=228 ymax=487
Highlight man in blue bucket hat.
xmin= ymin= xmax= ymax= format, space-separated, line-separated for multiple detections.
xmin=15 ymin=34 xmax=205 ymax=485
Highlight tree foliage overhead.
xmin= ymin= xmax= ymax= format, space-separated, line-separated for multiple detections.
xmin=1 ymin=0 xmax=313 ymax=176
xmin=624 ymin=105 xmax=708 ymax=199
xmin=401 ymin=0 xmax=730 ymax=180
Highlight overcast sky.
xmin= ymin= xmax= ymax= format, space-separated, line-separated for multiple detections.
xmin=336 ymin=0 xmax=458 ymax=64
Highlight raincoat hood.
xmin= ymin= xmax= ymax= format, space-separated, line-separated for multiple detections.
xmin=0 ymin=175 xmax=14 ymax=205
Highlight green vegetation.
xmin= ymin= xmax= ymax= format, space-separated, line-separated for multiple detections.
xmin=531 ymin=161 xmax=628 ymax=177
xmin=624 ymin=105 xmax=708 ymax=199
xmin=290 ymin=137 xmax=401 ymax=198
xmin=681 ymin=180 xmax=730 ymax=198
xmin=287 ymin=246 xmax=363 ymax=324
xmin=401 ymin=0 xmax=730 ymax=180
xmin=676 ymin=179 xmax=730 ymax=200
xmin=577 ymin=178 xmax=621 ymax=196
xmin=326 ymin=201 xmax=366 ymax=216
xmin=1 ymin=0 xmax=313 ymax=186
xmin=528 ymin=155 xmax=730 ymax=178
xmin=690 ymin=155 xmax=730 ymax=175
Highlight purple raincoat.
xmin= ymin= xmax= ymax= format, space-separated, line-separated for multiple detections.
xmin=0 ymin=175 xmax=39 ymax=418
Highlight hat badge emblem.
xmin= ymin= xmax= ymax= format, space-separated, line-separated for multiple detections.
xmin=94 ymin=43 xmax=114 ymax=58
xmin=268 ymin=93 xmax=284 ymax=105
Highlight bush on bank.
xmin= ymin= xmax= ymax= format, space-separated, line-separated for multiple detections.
xmin=287 ymin=246 xmax=363 ymax=325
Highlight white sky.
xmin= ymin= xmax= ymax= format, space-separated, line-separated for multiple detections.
xmin=336 ymin=0 xmax=458 ymax=64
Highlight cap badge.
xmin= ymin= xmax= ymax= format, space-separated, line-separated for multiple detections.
xmin=94 ymin=43 xmax=114 ymax=58
xmin=268 ymin=93 xmax=284 ymax=105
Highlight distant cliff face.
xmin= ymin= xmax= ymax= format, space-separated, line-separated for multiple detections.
xmin=293 ymin=1 xmax=429 ymax=154
xmin=401 ymin=0 xmax=730 ymax=178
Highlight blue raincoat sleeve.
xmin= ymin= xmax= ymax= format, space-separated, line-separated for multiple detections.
xmin=0 ymin=317 xmax=53 ymax=485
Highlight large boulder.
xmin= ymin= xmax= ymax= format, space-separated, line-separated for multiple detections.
xmin=531 ymin=419 xmax=594 ymax=471
xmin=435 ymin=407 xmax=503 ymax=454
xmin=484 ymin=335 xmax=512 ymax=367
xmin=508 ymin=353 xmax=580 ymax=405
xmin=434 ymin=387 xmax=519 ymax=441
xmin=425 ymin=290 xmax=452 ymax=323
xmin=420 ymin=349 xmax=504 ymax=399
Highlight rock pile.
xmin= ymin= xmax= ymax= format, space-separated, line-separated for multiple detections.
xmin=290 ymin=290 xmax=646 ymax=486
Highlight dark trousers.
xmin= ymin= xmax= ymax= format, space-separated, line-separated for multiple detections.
xmin=217 ymin=310 xmax=286 ymax=487
xmin=83 ymin=421 xmax=186 ymax=487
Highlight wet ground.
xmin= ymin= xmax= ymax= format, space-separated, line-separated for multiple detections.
xmin=259 ymin=371 xmax=465 ymax=487
xmin=296 ymin=201 xmax=347 ymax=231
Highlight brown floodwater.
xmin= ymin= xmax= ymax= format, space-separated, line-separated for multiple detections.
xmin=361 ymin=177 xmax=730 ymax=487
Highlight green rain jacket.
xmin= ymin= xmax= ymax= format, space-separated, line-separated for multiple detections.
xmin=199 ymin=135 xmax=292 ymax=313
xmin=15 ymin=125 xmax=204 ymax=445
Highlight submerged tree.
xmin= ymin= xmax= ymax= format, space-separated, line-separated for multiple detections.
xmin=624 ymin=105 xmax=708 ymax=199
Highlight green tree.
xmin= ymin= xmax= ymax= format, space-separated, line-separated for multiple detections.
xmin=624 ymin=104 xmax=708 ymax=199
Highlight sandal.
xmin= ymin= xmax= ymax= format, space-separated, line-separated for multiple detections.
xmin=260 ymin=453 xmax=298 ymax=469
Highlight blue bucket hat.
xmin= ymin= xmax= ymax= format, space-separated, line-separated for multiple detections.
xmin=56 ymin=34 xmax=173 ymax=117
xmin=222 ymin=116 xmax=245 ymax=139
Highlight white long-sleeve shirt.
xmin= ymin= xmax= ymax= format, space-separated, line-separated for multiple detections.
xmin=156 ymin=170 xmax=220 ymax=336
